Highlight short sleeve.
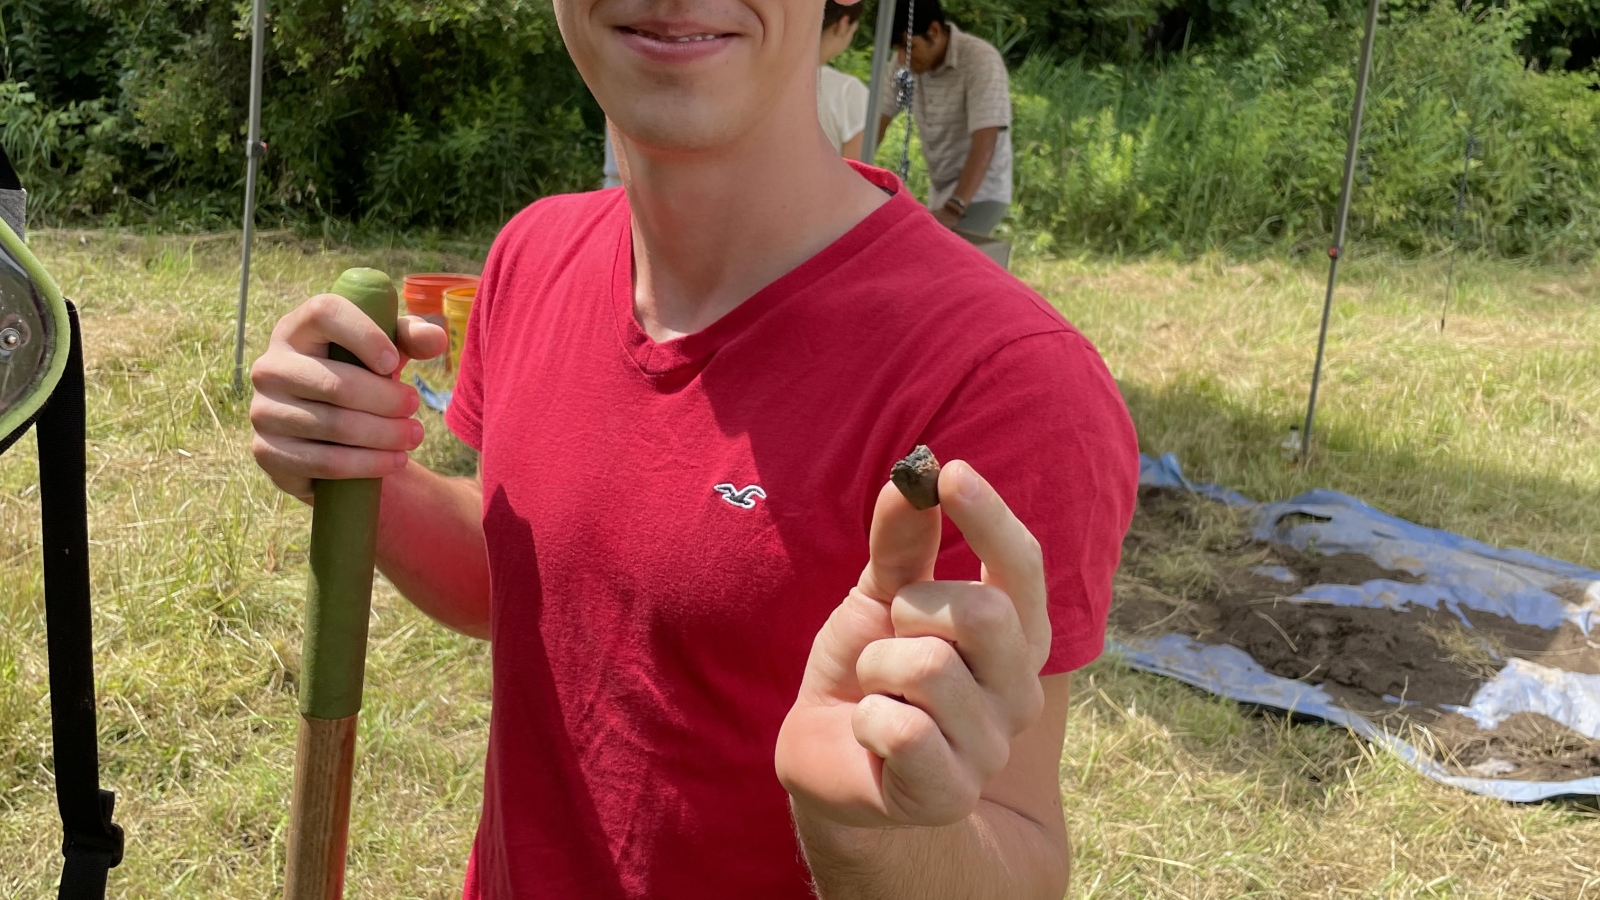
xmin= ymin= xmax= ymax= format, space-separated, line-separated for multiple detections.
xmin=964 ymin=40 xmax=1012 ymax=134
xmin=444 ymin=224 xmax=516 ymax=451
xmin=923 ymin=330 xmax=1138 ymax=675
xmin=818 ymin=69 xmax=870 ymax=152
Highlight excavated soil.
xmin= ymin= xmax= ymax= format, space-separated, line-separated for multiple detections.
xmin=1111 ymin=488 xmax=1600 ymax=782
xmin=1426 ymin=712 xmax=1600 ymax=782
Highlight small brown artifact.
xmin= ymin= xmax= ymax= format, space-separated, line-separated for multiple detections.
xmin=890 ymin=445 xmax=942 ymax=510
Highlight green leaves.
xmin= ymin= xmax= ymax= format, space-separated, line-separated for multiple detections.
xmin=1008 ymin=1 xmax=1600 ymax=258
xmin=2 ymin=0 xmax=1598 ymax=248
xmin=1 ymin=0 xmax=597 ymax=228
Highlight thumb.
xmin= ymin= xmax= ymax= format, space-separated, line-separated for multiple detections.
xmin=858 ymin=479 xmax=941 ymax=602
xmin=397 ymin=315 xmax=449 ymax=362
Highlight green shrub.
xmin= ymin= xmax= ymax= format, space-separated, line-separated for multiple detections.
xmin=1009 ymin=1 xmax=1600 ymax=258
xmin=0 ymin=81 xmax=125 ymax=218
xmin=2 ymin=0 xmax=1599 ymax=257
xmin=1 ymin=0 xmax=601 ymax=229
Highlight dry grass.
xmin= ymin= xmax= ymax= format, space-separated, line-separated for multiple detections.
xmin=1417 ymin=620 xmax=1511 ymax=683
xmin=1037 ymin=250 xmax=1600 ymax=899
xmin=0 ymin=232 xmax=1597 ymax=898
xmin=1065 ymin=667 xmax=1600 ymax=899
xmin=1 ymin=232 xmax=488 ymax=899
xmin=1024 ymin=252 xmax=1600 ymax=568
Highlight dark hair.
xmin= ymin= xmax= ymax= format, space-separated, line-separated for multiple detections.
xmin=823 ymin=0 xmax=864 ymax=32
xmin=888 ymin=0 xmax=946 ymax=46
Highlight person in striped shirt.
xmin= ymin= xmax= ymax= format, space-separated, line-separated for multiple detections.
xmin=877 ymin=0 xmax=1013 ymax=236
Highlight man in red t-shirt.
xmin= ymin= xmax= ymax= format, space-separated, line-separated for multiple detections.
xmin=248 ymin=0 xmax=1138 ymax=896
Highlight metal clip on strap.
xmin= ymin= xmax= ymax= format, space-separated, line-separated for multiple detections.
xmin=63 ymin=788 xmax=124 ymax=863
xmin=58 ymin=788 xmax=123 ymax=900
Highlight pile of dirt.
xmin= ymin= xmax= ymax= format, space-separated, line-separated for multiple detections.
xmin=1425 ymin=712 xmax=1600 ymax=782
xmin=1111 ymin=487 xmax=1600 ymax=782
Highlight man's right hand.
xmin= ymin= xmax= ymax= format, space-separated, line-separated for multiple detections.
xmin=249 ymin=293 xmax=448 ymax=503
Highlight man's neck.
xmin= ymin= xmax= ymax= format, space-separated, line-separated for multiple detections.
xmin=620 ymin=80 xmax=888 ymax=343
xmin=930 ymin=32 xmax=951 ymax=71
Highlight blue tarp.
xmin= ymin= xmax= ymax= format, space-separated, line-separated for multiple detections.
xmin=1115 ymin=454 xmax=1600 ymax=801
xmin=415 ymin=374 xmax=452 ymax=413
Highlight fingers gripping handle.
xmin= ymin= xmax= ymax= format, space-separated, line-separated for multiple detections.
xmin=300 ymin=268 xmax=398 ymax=720
xmin=286 ymin=269 xmax=396 ymax=900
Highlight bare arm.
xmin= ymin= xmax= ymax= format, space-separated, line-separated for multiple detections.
xmin=934 ymin=127 xmax=1001 ymax=228
xmin=794 ymin=673 xmax=1070 ymax=899
xmin=877 ymin=114 xmax=894 ymax=146
xmin=375 ymin=462 xmax=490 ymax=639
xmin=953 ymin=127 xmax=1000 ymax=208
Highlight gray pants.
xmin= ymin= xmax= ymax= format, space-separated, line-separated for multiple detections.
xmin=956 ymin=201 xmax=1008 ymax=237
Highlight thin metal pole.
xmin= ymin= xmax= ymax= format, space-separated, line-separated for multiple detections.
xmin=859 ymin=0 xmax=898 ymax=163
xmin=233 ymin=0 xmax=267 ymax=392
xmin=1301 ymin=0 xmax=1380 ymax=463
xmin=1440 ymin=131 xmax=1475 ymax=331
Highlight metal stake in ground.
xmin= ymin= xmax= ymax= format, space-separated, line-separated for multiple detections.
xmin=1440 ymin=131 xmax=1477 ymax=332
xmin=232 ymin=0 xmax=267 ymax=393
xmin=283 ymin=269 xmax=397 ymax=900
xmin=1301 ymin=0 xmax=1381 ymax=465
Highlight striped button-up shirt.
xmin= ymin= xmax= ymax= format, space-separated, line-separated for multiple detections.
xmin=880 ymin=24 xmax=1013 ymax=207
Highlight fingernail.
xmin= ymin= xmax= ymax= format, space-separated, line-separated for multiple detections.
xmin=410 ymin=420 xmax=425 ymax=445
xmin=392 ymin=452 xmax=409 ymax=470
xmin=379 ymin=349 xmax=399 ymax=374
xmin=955 ymin=463 xmax=981 ymax=501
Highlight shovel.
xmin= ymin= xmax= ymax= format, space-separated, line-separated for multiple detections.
xmin=284 ymin=268 xmax=398 ymax=900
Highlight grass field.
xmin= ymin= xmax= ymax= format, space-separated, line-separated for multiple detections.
xmin=2 ymin=231 xmax=1597 ymax=898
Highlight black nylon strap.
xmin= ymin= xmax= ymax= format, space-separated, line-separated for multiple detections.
xmin=37 ymin=302 xmax=123 ymax=897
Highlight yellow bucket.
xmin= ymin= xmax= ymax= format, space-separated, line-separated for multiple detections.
xmin=442 ymin=284 xmax=477 ymax=375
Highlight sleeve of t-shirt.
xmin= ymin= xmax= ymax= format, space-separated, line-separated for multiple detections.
xmin=444 ymin=214 xmax=522 ymax=451
xmin=965 ymin=41 xmax=1012 ymax=134
xmin=842 ymin=74 xmax=870 ymax=143
xmin=923 ymin=329 xmax=1138 ymax=675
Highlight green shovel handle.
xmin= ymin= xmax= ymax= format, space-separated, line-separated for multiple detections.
xmin=299 ymin=268 xmax=398 ymax=720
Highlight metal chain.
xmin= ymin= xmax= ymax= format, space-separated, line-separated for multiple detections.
xmin=893 ymin=0 xmax=916 ymax=181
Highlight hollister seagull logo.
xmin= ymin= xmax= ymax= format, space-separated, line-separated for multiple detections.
xmin=713 ymin=483 xmax=767 ymax=510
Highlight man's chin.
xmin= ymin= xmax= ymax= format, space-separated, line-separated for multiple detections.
xmin=609 ymin=105 xmax=748 ymax=156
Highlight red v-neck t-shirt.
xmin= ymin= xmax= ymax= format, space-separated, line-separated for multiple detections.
xmin=445 ymin=162 xmax=1138 ymax=899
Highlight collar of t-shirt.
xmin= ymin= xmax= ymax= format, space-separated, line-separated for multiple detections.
xmin=614 ymin=161 xmax=920 ymax=380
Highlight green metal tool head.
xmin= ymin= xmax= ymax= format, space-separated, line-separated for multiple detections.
xmin=0 ymin=213 xmax=69 ymax=452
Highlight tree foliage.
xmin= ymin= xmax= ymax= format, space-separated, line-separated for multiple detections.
xmin=997 ymin=1 xmax=1600 ymax=258
xmin=0 ymin=0 xmax=600 ymax=227
xmin=1 ymin=0 xmax=1599 ymax=254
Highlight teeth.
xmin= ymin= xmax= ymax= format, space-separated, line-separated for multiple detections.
xmin=635 ymin=29 xmax=720 ymax=42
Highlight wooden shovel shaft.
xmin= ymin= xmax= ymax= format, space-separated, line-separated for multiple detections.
xmin=285 ymin=715 xmax=358 ymax=900
xmin=284 ymin=269 xmax=398 ymax=900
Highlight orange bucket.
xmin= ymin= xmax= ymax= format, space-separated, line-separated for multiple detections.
xmin=402 ymin=274 xmax=477 ymax=385
xmin=402 ymin=273 xmax=478 ymax=318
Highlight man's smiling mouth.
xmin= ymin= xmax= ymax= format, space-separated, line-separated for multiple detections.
xmin=619 ymin=27 xmax=732 ymax=43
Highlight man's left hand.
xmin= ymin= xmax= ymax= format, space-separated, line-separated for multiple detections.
xmin=775 ymin=461 xmax=1051 ymax=828
xmin=933 ymin=205 xmax=962 ymax=229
